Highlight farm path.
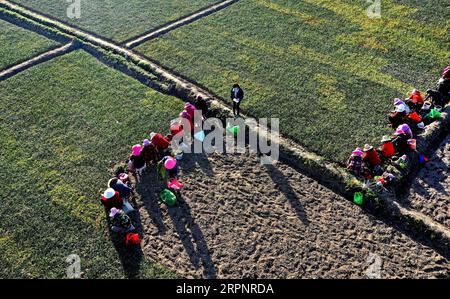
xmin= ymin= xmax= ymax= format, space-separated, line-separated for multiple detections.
xmin=0 ymin=42 xmax=76 ymax=80
xmin=123 ymin=0 xmax=239 ymax=48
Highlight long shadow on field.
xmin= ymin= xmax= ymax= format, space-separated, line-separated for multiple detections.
xmin=108 ymin=209 xmax=145 ymax=279
xmin=176 ymin=137 xmax=215 ymax=177
xmin=134 ymin=160 xmax=216 ymax=278
xmin=167 ymin=194 xmax=217 ymax=279
xmin=264 ymin=164 xmax=310 ymax=226
xmin=135 ymin=167 xmax=167 ymax=235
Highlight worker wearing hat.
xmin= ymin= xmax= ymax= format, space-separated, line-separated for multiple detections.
xmin=380 ymin=135 xmax=395 ymax=159
xmin=389 ymin=104 xmax=408 ymax=129
xmin=346 ymin=147 xmax=367 ymax=177
xmin=362 ymin=144 xmax=382 ymax=175
xmin=100 ymin=188 xmax=123 ymax=210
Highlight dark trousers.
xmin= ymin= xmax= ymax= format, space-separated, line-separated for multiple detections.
xmin=233 ymin=100 xmax=241 ymax=116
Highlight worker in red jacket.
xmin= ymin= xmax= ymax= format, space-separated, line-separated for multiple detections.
xmin=101 ymin=188 xmax=123 ymax=210
xmin=363 ymin=144 xmax=382 ymax=175
xmin=150 ymin=132 xmax=170 ymax=150
xmin=379 ymin=135 xmax=395 ymax=159
xmin=407 ymin=89 xmax=424 ymax=111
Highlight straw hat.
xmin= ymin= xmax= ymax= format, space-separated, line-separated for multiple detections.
xmin=109 ymin=207 xmax=120 ymax=218
xmin=363 ymin=144 xmax=373 ymax=151
xmin=103 ymin=188 xmax=115 ymax=199
xmin=381 ymin=135 xmax=391 ymax=143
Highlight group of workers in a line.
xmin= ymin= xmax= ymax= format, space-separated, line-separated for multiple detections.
xmin=97 ymin=91 xmax=221 ymax=245
xmin=98 ymin=83 xmax=248 ymax=245
xmin=347 ymin=66 xmax=449 ymax=182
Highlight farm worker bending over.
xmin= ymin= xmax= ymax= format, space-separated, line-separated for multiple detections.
xmin=109 ymin=208 xmax=135 ymax=233
xmin=406 ymin=89 xmax=424 ymax=111
xmin=101 ymin=188 xmax=123 ymax=210
xmin=438 ymin=70 xmax=450 ymax=104
xmin=346 ymin=147 xmax=367 ymax=177
xmin=129 ymin=144 xmax=146 ymax=175
xmin=108 ymin=177 xmax=132 ymax=199
xmin=195 ymin=95 xmax=209 ymax=118
xmin=389 ymin=105 xmax=408 ymax=129
xmin=150 ymin=132 xmax=170 ymax=151
xmin=184 ymin=102 xmax=196 ymax=120
xmin=362 ymin=144 xmax=382 ymax=174
xmin=424 ymin=89 xmax=444 ymax=108
xmin=179 ymin=110 xmax=194 ymax=133
xmin=141 ymin=138 xmax=160 ymax=165
xmin=398 ymin=124 xmax=413 ymax=139
xmin=379 ymin=135 xmax=395 ymax=159
xmin=231 ymin=84 xmax=244 ymax=117
xmin=162 ymin=156 xmax=178 ymax=178
xmin=393 ymin=98 xmax=410 ymax=114
xmin=392 ymin=128 xmax=409 ymax=155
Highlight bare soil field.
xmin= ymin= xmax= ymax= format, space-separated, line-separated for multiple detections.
xmin=131 ymin=146 xmax=450 ymax=278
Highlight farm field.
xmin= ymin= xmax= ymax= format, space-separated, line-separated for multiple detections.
xmin=0 ymin=49 xmax=185 ymax=278
xmin=0 ymin=18 xmax=59 ymax=70
xmin=134 ymin=148 xmax=450 ymax=278
xmin=10 ymin=0 xmax=220 ymax=42
xmin=0 ymin=0 xmax=449 ymax=282
xmin=136 ymin=0 xmax=449 ymax=162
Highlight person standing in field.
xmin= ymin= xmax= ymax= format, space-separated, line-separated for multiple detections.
xmin=230 ymin=84 xmax=244 ymax=117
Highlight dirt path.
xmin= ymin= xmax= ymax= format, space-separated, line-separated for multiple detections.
xmin=124 ymin=0 xmax=239 ymax=48
xmin=0 ymin=42 xmax=75 ymax=80
xmin=130 ymin=148 xmax=449 ymax=278
xmin=401 ymin=134 xmax=450 ymax=229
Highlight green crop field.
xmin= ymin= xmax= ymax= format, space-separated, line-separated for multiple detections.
xmin=11 ymin=0 xmax=220 ymax=42
xmin=0 ymin=18 xmax=59 ymax=70
xmin=0 ymin=49 xmax=184 ymax=278
xmin=136 ymin=0 xmax=449 ymax=162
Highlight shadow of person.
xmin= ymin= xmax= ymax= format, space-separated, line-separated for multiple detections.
xmin=264 ymin=163 xmax=310 ymax=226
xmin=167 ymin=195 xmax=217 ymax=279
xmin=134 ymin=167 xmax=167 ymax=235
xmin=399 ymin=144 xmax=449 ymax=206
xmin=178 ymin=151 xmax=215 ymax=177
xmin=107 ymin=209 xmax=144 ymax=279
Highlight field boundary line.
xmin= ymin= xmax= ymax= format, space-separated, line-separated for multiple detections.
xmin=0 ymin=42 xmax=78 ymax=81
xmin=2 ymin=0 xmax=450 ymax=256
xmin=123 ymin=0 xmax=239 ymax=49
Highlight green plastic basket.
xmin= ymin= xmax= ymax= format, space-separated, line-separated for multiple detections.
xmin=160 ymin=189 xmax=177 ymax=206
xmin=354 ymin=192 xmax=363 ymax=206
